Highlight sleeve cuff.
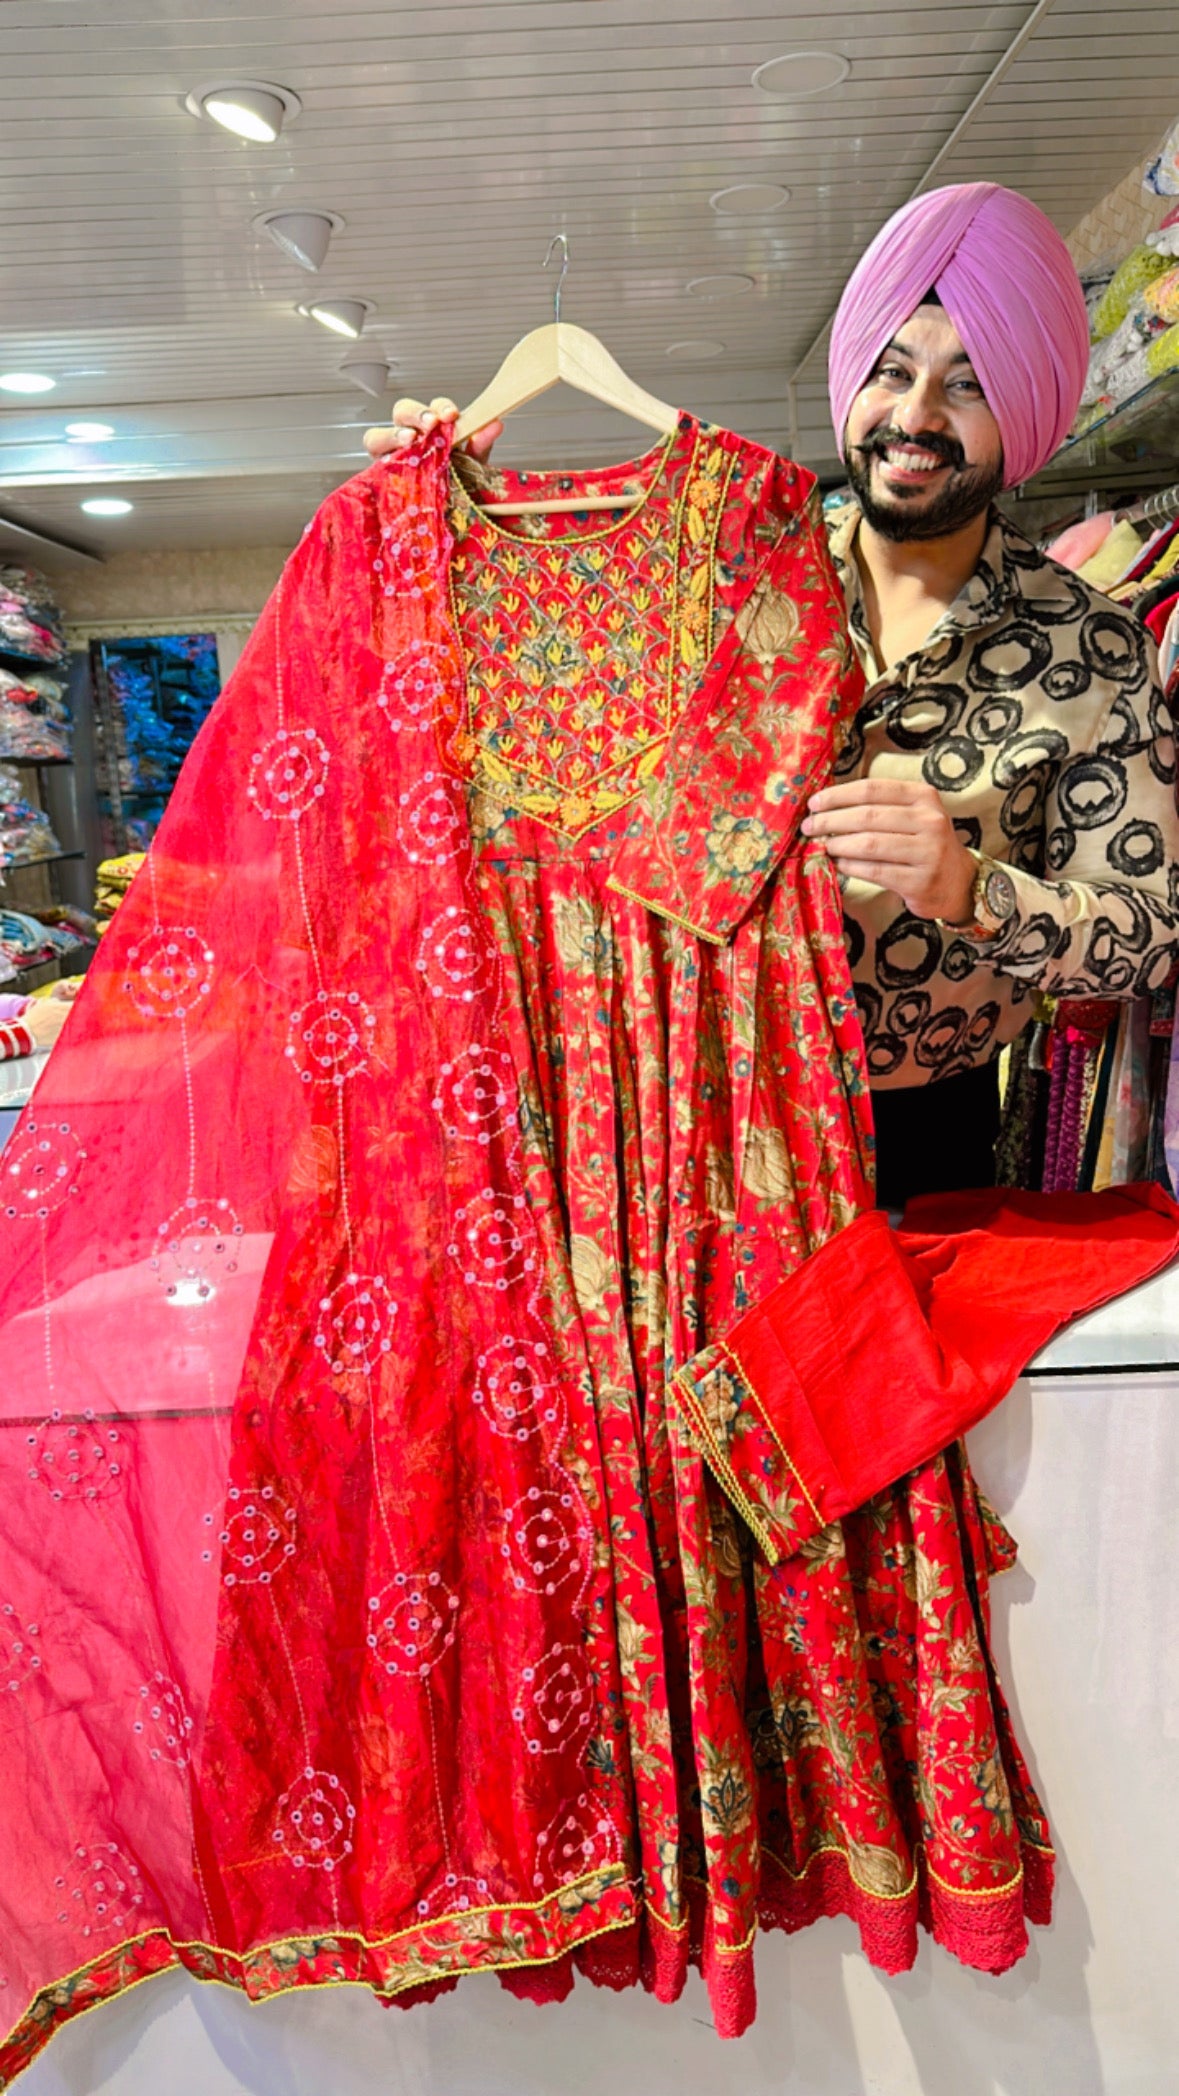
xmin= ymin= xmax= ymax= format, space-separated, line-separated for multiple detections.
xmin=670 ymin=1212 xmax=987 ymax=1563
xmin=670 ymin=1187 xmax=1179 ymax=1565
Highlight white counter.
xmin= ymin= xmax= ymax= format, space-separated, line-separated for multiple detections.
xmin=0 ymin=1043 xmax=46 ymax=1115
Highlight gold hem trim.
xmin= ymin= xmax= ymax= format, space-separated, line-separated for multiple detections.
xmin=718 ymin=1336 xmax=825 ymax=1530
xmin=760 ymin=1832 xmax=1054 ymax=1908
xmin=667 ymin=1832 xmax=1055 ymax=1963
xmin=0 ymin=1906 xmax=641 ymax=2092
xmin=0 ymin=1867 xmax=634 ymax=2082
xmin=670 ymin=1362 xmax=781 ymax=1564
xmin=2 ymin=1834 xmax=1057 ymax=2081
xmin=13 ymin=1860 xmax=629 ymax=2000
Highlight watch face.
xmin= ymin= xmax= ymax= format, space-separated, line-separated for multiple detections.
xmin=982 ymin=866 xmax=1017 ymax=923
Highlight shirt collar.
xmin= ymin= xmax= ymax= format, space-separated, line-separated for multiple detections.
xmin=824 ymin=497 xmax=1025 ymax=672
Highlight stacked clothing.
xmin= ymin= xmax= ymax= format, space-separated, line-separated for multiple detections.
xmin=93 ymin=634 xmax=221 ymax=852
xmin=0 ymin=664 xmax=70 ymax=760
xmin=999 ymin=515 xmax=1179 ymax=1195
xmin=1076 ymin=217 xmax=1179 ymax=433
xmin=0 ymin=764 xmax=62 ymax=868
xmin=0 ymin=907 xmax=79 ymax=984
xmin=1070 ymin=116 xmax=1179 ymax=436
xmin=0 ymin=564 xmax=66 ymax=664
xmin=93 ymin=850 xmax=145 ymax=930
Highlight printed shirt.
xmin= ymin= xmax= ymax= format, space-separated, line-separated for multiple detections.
xmin=826 ymin=499 xmax=1179 ymax=1090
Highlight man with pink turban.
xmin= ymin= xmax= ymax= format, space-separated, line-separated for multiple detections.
xmin=367 ymin=181 xmax=1179 ymax=1206
xmin=801 ymin=181 xmax=1179 ymax=1203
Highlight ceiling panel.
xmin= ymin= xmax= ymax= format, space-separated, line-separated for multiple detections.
xmin=0 ymin=0 xmax=1176 ymax=555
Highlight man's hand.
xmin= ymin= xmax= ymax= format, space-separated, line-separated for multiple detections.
xmin=364 ymin=397 xmax=502 ymax=465
xmin=802 ymin=778 xmax=976 ymax=923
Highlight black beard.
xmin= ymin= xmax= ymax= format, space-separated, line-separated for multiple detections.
xmin=846 ymin=427 xmax=1004 ymax=542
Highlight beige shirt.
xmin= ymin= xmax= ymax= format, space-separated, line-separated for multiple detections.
xmin=825 ymin=499 xmax=1179 ymax=1090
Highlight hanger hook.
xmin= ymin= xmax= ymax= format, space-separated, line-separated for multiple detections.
xmin=543 ymin=233 xmax=569 ymax=324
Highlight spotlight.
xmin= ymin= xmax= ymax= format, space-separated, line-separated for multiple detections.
xmin=255 ymin=210 xmax=343 ymax=273
xmin=185 ymin=81 xmax=302 ymax=144
xmin=81 ymin=497 xmax=132 ymax=517
xmin=297 ymin=299 xmax=373 ymax=339
xmin=339 ymin=360 xmax=393 ymax=400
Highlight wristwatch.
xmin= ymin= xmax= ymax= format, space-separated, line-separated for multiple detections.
xmin=943 ymin=851 xmax=1018 ymax=943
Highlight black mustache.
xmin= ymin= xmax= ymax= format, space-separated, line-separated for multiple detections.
xmin=853 ymin=427 xmax=966 ymax=472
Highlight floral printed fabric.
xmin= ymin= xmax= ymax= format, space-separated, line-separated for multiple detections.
xmin=0 ymin=420 xmax=1051 ymax=2085
xmin=445 ymin=420 xmax=1057 ymax=2018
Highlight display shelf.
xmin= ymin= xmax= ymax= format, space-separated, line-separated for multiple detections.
xmin=1024 ymin=370 xmax=1179 ymax=498
xmin=0 ymin=943 xmax=89 ymax=994
xmin=0 ymin=644 xmax=66 ymax=674
xmin=0 ymin=850 xmax=85 ymax=878
xmin=0 ymin=752 xmax=72 ymax=768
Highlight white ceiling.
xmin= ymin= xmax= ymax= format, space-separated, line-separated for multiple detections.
xmin=0 ymin=0 xmax=1177 ymax=565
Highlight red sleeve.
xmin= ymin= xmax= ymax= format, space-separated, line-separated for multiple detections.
xmin=671 ymin=1185 xmax=1179 ymax=1564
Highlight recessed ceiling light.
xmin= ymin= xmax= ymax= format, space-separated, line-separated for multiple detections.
xmin=81 ymin=497 xmax=132 ymax=517
xmin=686 ymin=274 xmax=756 ymax=300
xmin=752 ymin=51 xmax=851 ymax=98
xmin=0 ymin=372 xmax=56 ymax=395
xmin=65 ymin=421 xmax=116 ymax=442
xmin=255 ymin=209 xmax=344 ymax=273
xmin=296 ymin=298 xmax=373 ymax=339
xmin=184 ymin=80 xmax=302 ymax=144
xmin=709 ymin=183 xmax=792 ymax=215
xmin=665 ymin=339 xmax=726 ymax=362
xmin=339 ymin=360 xmax=393 ymax=400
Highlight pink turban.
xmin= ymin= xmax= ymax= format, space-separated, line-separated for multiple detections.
xmin=828 ymin=183 xmax=1090 ymax=489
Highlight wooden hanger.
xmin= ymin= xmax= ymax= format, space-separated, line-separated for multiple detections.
xmin=454 ymin=237 xmax=679 ymax=517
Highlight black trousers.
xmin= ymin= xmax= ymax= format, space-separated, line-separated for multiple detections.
xmin=871 ymin=1059 xmax=1001 ymax=1212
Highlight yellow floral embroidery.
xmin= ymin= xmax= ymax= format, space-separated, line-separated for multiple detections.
xmin=447 ymin=432 xmax=734 ymax=837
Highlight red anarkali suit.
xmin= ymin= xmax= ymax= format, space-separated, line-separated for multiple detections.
xmin=0 ymin=418 xmax=1174 ymax=2083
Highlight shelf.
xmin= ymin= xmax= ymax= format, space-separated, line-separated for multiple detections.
xmin=0 ymin=851 xmax=84 ymax=878
xmin=0 ymin=644 xmax=66 ymax=673
xmin=1024 ymin=370 xmax=1179 ymax=499
xmin=0 ymin=752 xmax=72 ymax=769
xmin=0 ymin=943 xmax=89 ymax=993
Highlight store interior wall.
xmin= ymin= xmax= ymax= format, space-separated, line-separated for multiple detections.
xmin=1067 ymin=146 xmax=1175 ymax=271
xmin=55 ymin=547 xmax=293 ymax=681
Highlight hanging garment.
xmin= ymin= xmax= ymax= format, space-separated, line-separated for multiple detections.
xmin=0 ymin=422 xmax=1175 ymax=2085
xmin=0 ymin=418 xmax=871 ymax=2072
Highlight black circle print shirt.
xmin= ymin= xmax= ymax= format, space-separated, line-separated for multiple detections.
xmin=825 ymin=500 xmax=1179 ymax=1090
